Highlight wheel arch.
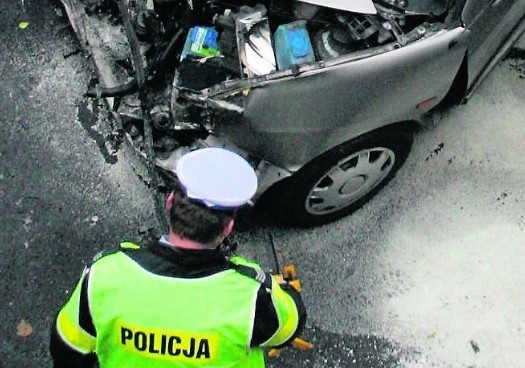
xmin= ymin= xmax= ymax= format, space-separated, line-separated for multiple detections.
xmin=261 ymin=121 xmax=419 ymax=190
xmin=254 ymin=122 xmax=417 ymax=225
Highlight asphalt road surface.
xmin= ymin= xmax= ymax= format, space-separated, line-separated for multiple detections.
xmin=1 ymin=1 xmax=524 ymax=367
xmin=1 ymin=1 xmax=160 ymax=366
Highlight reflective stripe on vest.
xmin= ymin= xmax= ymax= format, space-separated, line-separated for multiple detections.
xmin=56 ymin=270 xmax=97 ymax=353
xmin=88 ymin=251 xmax=265 ymax=368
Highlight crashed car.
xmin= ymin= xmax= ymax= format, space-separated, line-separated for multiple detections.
xmin=60 ymin=0 xmax=525 ymax=226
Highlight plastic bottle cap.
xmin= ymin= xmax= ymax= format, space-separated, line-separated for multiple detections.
xmin=288 ymin=30 xmax=309 ymax=58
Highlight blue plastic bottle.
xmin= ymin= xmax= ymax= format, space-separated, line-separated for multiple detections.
xmin=273 ymin=20 xmax=315 ymax=70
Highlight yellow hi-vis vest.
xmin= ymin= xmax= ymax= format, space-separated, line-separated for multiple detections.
xmin=87 ymin=250 xmax=266 ymax=368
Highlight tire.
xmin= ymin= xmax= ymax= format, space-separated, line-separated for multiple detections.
xmin=267 ymin=127 xmax=414 ymax=227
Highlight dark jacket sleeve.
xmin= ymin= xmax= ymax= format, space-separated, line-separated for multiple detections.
xmin=250 ymin=275 xmax=307 ymax=347
xmin=49 ymin=268 xmax=98 ymax=368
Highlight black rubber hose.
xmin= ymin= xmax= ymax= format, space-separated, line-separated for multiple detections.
xmin=148 ymin=28 xmax=185 ymax=81
xmin=85 ymin=78 xmax=138 ymax=98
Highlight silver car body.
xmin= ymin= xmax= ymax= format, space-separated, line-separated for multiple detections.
xmin=60 ymin=0 xmax=525 ymax=203
xmin=199 ymin=0 xmax=525 ymax=175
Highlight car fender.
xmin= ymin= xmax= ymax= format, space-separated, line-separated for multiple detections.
xmin=213 ymin=27 xmax=470 ymax=172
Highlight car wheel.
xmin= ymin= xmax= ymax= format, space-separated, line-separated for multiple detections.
xmin=268 ymin=127 xmax=413 ymax=227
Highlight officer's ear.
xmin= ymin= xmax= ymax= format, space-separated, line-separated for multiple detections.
xmin=166 ymin=192 xmax=174 ymax=211
xmin=223 ymin=219 xmax=234 ymax=237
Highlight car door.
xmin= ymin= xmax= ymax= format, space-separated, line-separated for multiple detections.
xmin=462 ymin=0 xmax=525 ymax=91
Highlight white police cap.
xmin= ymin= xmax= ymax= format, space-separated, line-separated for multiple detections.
xmin=175 ymin=147 xmax=258 ymax=209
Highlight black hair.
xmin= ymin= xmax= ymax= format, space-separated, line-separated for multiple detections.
xmin=169 ymin=190 xmax=236 ymax=244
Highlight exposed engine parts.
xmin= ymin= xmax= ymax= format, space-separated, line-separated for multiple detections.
xmin=374 ymin=0 xmax=408 ymax=25
xmin=77 ymin=0 xmax=446 ymax=157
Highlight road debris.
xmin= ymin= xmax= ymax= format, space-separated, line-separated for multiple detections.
xmin=16 ymin=319 xmax=33 ymax=338
xmin=90 ymin=215 xmax=99 ymax=226
xmin=507 ymin=49 xmax=525 ymax=78
xmin=470 ymin=340 xmax=480 ymax=354
xmin=425 ymin=143 xmax=445 ymax=161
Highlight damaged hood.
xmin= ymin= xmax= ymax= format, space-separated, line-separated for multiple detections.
xmin=298 ymin=0 xmax=377 ymax=14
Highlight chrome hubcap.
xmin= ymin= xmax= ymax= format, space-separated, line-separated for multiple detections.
xmin=305 ymin=147 xmax=396 ymax=215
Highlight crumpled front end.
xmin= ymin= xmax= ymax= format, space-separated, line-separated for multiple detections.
xmin=61 ymin=0 xmax=457 ymax=197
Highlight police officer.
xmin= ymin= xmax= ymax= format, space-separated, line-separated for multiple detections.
xmin=50 ymin=147 xmax=306 ymax=368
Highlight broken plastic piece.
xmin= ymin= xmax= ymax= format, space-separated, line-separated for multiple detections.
xmin=298 ymin=0 xmax=377 ymax=14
